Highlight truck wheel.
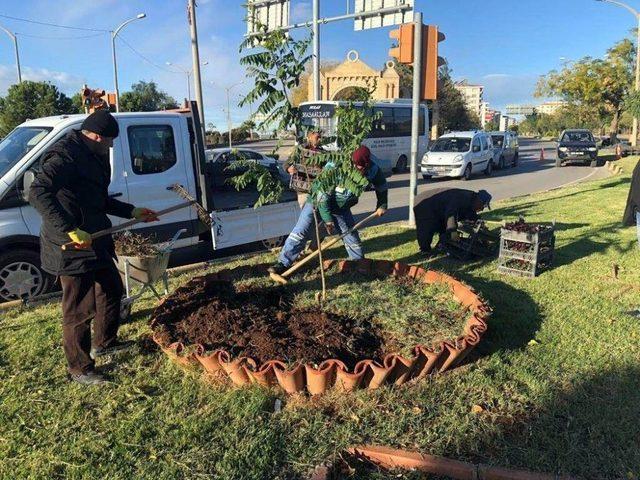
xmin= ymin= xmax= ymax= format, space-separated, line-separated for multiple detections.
xmin=262 ymin=236 xmax=286 ymax=250
xmin=0 ymin=249 xmax=53 ymax=303
xmin=462 ymin=164 xmax=473 ymax=181
xmin=395 ymin=155 xmax=408 ymax=173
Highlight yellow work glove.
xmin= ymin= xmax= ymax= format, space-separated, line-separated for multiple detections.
xmin=132 ymin=207 xmax=160 ymax=223
xmin=67 ymin=228 xmax=92 ymax=249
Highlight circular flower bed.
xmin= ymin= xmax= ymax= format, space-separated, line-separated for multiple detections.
xmin=150 ymin=259 xmax=490 ymax=395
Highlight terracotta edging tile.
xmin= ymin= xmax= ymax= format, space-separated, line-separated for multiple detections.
xmin=151 ymin=259 xmax=491 ymax=395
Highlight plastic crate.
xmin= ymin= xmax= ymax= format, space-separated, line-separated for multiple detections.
xmin=497 ymin=222 xmax=555 ymax=278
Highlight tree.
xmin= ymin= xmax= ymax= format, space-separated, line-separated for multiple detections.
xmin=119 ymin=81 xmax=178 ymax=112
xmin=484 ymin=117 xmax=500 ymax=132
xmin=0 ymin=81 xmax=78 ymax=136
xmin=436 ymin=66 xmax=480 ymax=134
xmin=536 ymin=38 xmax=634 ymax=140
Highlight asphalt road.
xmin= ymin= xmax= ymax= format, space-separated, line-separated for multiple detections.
xmin=351 ymin=138 xmax=609 ymax=225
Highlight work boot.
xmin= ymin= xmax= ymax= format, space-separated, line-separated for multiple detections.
xmin=70 ymin=371 xmax=107 ymax=385
xmin=90 ymin=340 xmax=136 ymax=360
xmin=268 ymin=262 xmax=287 ymax=275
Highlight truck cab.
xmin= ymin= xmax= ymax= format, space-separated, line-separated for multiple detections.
xmin=0 ymin=110 xmax=299 ymax=302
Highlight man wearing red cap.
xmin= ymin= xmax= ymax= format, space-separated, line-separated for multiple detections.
xmin=269 ymin=145 xmax=387 ymax=274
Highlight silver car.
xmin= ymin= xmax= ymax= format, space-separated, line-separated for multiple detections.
xmin=489 ymin=131 xmax=519 ymax=169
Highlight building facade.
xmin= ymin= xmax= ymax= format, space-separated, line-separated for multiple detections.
xmin=307 ymin=51 xmax=407 ymax=101
xmin=454 ymin=80 xmax=484 ymax=120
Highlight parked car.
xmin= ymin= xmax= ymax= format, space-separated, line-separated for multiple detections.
xmin=204 ymin=147 xmax=288 ymax=188
xmin=611 ymin=139 xmax=633 ymax=157
xmin=0 ymin=112 xmax=300 ymax=302
xmin=421 ymin=131 xmax=494 ymax=181
xmin=556 ymin=129 xmax=598 ymax=167
xmin=489 ymin=131 xmax=519 ymax=169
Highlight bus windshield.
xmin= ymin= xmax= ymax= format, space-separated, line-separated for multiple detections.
xmin=430 ymin=137 xmax=471 ymax=153
xmin=0 ymin=127 xmax=52 ymax=179
xmin=298 ymin=103 xmax=337 ymax=141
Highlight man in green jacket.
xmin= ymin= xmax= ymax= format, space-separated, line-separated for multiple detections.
xmin=269 ymin=145 xmax=387 ymax=274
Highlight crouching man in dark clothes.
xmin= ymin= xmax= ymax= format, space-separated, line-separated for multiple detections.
xmin=413 ymin=188 xmax=492 ymax=255
xmin=28 ymin=110 xmax=159 ymax=385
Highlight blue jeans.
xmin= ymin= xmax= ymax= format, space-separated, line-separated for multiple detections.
xmin=278 ymin=202 xmax=363 ymax=267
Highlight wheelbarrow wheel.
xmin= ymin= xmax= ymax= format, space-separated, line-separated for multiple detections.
xmin=119 ymin=298 xmax=134 ymax=322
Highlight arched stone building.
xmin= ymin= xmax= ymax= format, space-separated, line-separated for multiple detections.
xmin=308 ymin=51 xmax=408 ymax=101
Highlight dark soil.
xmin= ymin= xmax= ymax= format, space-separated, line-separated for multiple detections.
xmin=152 ymin=275 xmax=383 ymax=368
xmin=114 ymin=232 xmax=159 ymax=257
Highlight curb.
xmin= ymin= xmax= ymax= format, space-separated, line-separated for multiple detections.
xmin=150 ymin=259 xmax=491 ymax=395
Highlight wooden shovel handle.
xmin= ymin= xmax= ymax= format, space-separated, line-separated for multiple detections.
xmin=280 ymin=212 xmax=378 ymax=279
xmin=61 ymin=201 xmax=194 ymax=251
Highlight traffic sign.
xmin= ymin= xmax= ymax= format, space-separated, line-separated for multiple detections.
xmin=354 ymin=0 xmax=414 ymax=31
xmin=246 ymin=0 xmax=290 ymax=35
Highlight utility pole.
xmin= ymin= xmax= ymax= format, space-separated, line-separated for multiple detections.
xmin=0 ymin=25 xmax=21 ymax=84
xmin=188 ymin=0 xmax=206 ymax=139
xmin=430 ymin=100 xmax=439 ymax=140
xmin=111 ymin=13 xmax=146 ymax=112
xmin=312 ymin=0 xmax=321 ymax=100
xmin=408 ymin=12 xmax=423 ymax=228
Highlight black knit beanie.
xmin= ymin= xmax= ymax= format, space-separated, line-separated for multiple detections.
xmin=81 ymin=110 xmax=119 ymax=138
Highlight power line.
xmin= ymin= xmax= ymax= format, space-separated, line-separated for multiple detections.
xmin=15 ymin=31 xmax=107 ymax=40
xmin=117 ymin=34 xmax=182 ymax=74
xmin=0 ymin=13 xmax=109 ymax=32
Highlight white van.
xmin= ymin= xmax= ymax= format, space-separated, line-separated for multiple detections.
xmin=420 ymin=131 xmax=494 ymax=181
xmin=0 ymin=108 xmax=299 ymax=302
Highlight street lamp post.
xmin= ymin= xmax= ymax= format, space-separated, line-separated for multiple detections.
xmin=597 ymin=0 xmax=640 ymax=146
xmin=111 ymin=13 xmax=146 ymax=112
xmin=0 ymin=24 xmax=21 ymax=84
xmin=212 ymin=81 xmax=245 ymax=149
xmin=167 ymin=61 xmax=209 ymax=102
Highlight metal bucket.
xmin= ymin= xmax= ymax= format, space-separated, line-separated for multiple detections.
xmin=116 ymin=252 xmax=171 ymax=285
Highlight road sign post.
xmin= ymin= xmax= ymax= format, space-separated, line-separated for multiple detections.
xmin=408 ymin=12 xmax=422 ymax=228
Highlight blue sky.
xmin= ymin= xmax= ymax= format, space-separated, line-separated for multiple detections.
xmin=0 ymin=0 xmax=635 ymax=128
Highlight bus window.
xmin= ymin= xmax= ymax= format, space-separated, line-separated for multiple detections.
xmin=394 ymin=108 xmax=412 ymax=137
xmin=372 ymin=107 xmax=394 ymax=138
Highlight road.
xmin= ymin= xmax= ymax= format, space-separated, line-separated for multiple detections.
xmin=352 ymin=138 xmax=609 ymax=225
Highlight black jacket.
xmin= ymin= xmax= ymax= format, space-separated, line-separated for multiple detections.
xmin=28 ymin=130 xmax=134 ymax=276
xmin=413 ymin=188 xmax=479 ymax=232
xmin=623 ymin=160 xmax=640 ymax=226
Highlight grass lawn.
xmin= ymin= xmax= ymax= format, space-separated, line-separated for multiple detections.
xmin=1 ymin=158 xmax=640 ymax=479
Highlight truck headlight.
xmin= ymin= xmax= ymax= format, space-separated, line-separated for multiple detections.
xmin=559 ymin=147 xmax=568 ymax=152
xmin=588 ymin=147 xmax=597 ymax=151
xmin=452 ymin=154 xmax=464 ymax=165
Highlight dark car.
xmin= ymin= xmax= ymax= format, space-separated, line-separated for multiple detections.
xmin=556 ymin=129 xmax=598 ymax=167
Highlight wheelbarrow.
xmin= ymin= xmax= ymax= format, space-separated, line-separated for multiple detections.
xmin=115 ymin=229 xmax=187 ymax=321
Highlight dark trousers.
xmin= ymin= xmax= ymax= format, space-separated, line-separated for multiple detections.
xmin=415 ymin=216 xmax=444 ymax=252
xmin=59 ymin=263 xmax=123 ymax=375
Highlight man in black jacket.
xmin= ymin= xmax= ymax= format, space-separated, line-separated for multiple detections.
xmin=413 ymin=188 xmax=492 ymax=254
xmin=29 ymin=110 xmax=158 ymax=385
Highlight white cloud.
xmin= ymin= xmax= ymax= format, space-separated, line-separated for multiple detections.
xmin=0 ymin=64 xmax=86 ymax=96
xmin=474 ymin=73 xmax=544 ymax=110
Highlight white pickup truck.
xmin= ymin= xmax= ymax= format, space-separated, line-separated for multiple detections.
xmin=0 ymin=105 xmax=300 ymax=302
